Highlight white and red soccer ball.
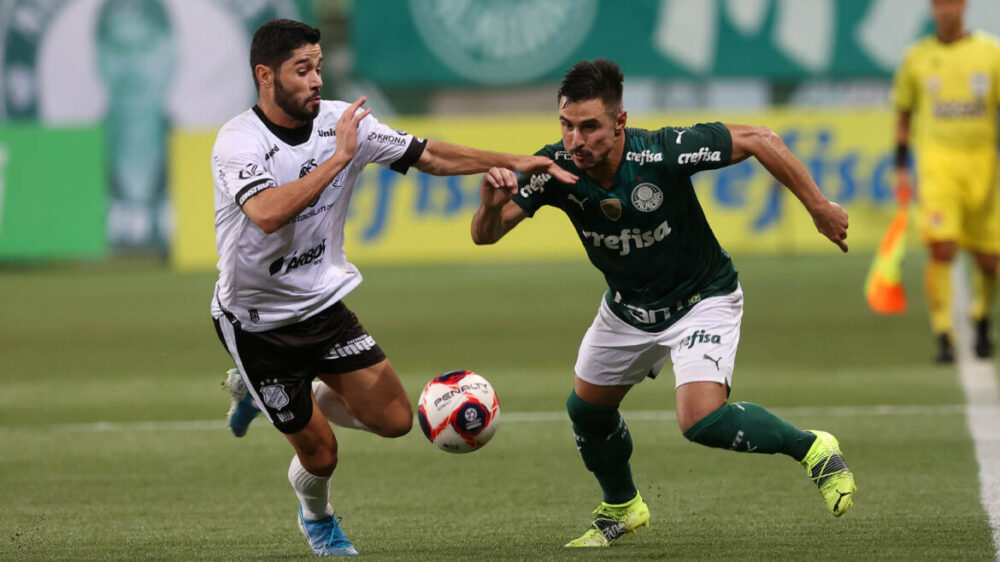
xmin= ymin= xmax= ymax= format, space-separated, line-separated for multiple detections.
xmin=417 ymin=370 xmax=500 ymax=453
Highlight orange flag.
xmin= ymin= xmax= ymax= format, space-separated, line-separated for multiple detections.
xmin=865 ymin=186 xmax=911 ymax=314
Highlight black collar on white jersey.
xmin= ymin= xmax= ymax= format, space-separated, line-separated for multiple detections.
xmin=252 ymin=105 xmax=314 ymax=146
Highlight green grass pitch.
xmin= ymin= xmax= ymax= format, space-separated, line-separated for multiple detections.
xmin=0 ymin=254 xmax=995 ymax=560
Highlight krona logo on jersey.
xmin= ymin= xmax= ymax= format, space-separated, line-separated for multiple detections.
xmin=268 ymin=239 xmax=326 ymax=276
xmin=677 ymin=147 xmax=721 ymax=164
xmin=625 ymin=150 xmax=663 ymax=165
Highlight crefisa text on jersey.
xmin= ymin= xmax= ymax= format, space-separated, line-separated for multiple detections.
xmin=625 ymin=150 xmax=663 ymax=165
xmin=677 ymin=146 xmax=722 ymax=165
xmin=580 ymin=220 xmax=673 ymax=256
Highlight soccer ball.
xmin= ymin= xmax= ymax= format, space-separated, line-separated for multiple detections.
xmin=417 ymin=370 xmax=500 ymax=453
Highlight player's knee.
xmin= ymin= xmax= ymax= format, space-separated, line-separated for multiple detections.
xmin=298 ymin=444 xmax=339 ymax=476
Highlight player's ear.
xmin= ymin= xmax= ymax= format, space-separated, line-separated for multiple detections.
xmin=255 ymin=64 xmax=273 ymax=89
xmin=615 ymin=110 xmax=627 ymax=136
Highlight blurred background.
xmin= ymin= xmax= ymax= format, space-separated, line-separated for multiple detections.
xmin=3 ymin=0 xmax=998 ymax=265
xmin=4 ymin=2 xmax=1000 ymax=558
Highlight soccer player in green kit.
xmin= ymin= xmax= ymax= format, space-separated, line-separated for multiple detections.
xmin=471 ymin=59 xmax=856 ymax=548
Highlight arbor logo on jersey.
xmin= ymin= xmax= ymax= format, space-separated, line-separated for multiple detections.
xmin=520 ymin=173 xmax=550 ymax=198
xmin=580 ymin=219 xmax=672 ymax=256
xmin=631 ymin=183 xmax=663 ymax=212
xmin=677 ymin=147 xmax=722 ymax=165
xmin=625 ymin=150 xmax=663 ymax=165
xmin=268 ymin=239 xmax=327 ymax=276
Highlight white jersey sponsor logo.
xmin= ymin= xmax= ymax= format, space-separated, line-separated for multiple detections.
xmin=325 ymin=334 xmax=377 ymax=359
xmin=520 ymin=173 xmax=550 ymax=198
xmin=677 ymin=147 xmax=721 ymax=164
xmin=580 ymin=219 xmax=672 ymax=256
xmin=625 ymin=149 xmax=663 ymax=165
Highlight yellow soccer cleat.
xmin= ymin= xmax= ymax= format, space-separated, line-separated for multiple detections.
xmin=564 ymin=493 xmax=650 ymax=547
xmin=801 ymin=430 xmax=856 ymax=517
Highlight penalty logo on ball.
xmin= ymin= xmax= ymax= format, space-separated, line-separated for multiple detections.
xmin=417 ymin=370 xmax=501 ymax=453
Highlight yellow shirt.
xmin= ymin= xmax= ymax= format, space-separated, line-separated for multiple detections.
xmin=893 ymin=31 xmax=1000 ymax=150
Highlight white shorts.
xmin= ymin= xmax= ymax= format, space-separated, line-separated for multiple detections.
xmin=574 ymin=285 xmax=743 ymax=389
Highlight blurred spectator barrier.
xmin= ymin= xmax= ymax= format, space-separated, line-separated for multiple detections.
xmin=0 ymin=0 xmax=311 ymax=253
xmin=354 ymin=0 xmax=999 ymax=86
xmin=0 ymin=124 xmax=107 ymax=259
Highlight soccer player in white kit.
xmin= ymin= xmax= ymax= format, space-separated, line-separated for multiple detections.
xmin=210 ymin=19 xmax=577 ymax=557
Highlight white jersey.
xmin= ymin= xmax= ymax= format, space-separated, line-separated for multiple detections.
xmin=211 ymin=100 xmax=425 ymax=331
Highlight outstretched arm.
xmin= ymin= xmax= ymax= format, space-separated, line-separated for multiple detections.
xmin=726 ymin=124 xmax=849 ymax=252
xmin=415 ymin=140 xmax=578 ymax=184
xmin=471 ymin=167 xmax=528 ymax=245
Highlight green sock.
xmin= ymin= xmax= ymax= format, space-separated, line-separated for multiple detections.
xmin=682 ymin=402 xmax=816 ymax=461
xmin=566 ymin=391 xmax=637 ymax=504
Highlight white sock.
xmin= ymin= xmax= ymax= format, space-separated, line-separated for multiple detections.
xmin=288 ymin=455 xmax=335 ymax=521
xmin=312 ymin=381 xmax=371 ymax=432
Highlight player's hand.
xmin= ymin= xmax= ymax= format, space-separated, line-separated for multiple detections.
xmin=479 ymin=167 xmax=518 ymax=209
xmin=513 ymin=156 xmax=578 ymax=184
xmin=895 ymin=168 xmax=913 ymax=206
xmin=333 ymin=96 xmax=371 ymax=161
xmin=811 ymin=200 xmax=849 ymax=253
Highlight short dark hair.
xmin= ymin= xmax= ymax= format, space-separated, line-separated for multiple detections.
xmin=557 ymin=59 xmax=624 ymax=114
xmin=250 ymin=19 xmax=321 ymax=89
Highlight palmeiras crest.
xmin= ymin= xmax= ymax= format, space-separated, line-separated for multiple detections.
xmin=260 ymin=384 xmax=290 ymax=410
xmin=631 ymin=183 xmax=663 ymax=212
xmin=600 ymin=198 xmax=622 ymax=221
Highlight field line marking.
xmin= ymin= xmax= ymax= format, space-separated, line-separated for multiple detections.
xmin=0 ymin=403 xmax=967 ymax=434
xmin=952 ymin=260 xmax=1000 ymax=560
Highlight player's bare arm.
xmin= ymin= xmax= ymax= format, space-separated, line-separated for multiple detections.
xmin=894 ymin=111 xmax=913 ymax=203
xmin=242 ymin=97 xmax=371 ymax=233
xmin=726 ymin=123 xmax=849 ymax=252
xmin=415 ymin=141 xmax=578 ymax=184
xmin=471 ymin=167 xmax=527 ymax=244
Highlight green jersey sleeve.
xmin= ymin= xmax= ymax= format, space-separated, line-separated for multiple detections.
xmin=661 ymin=122 xmax=733 ymax=175
xmin=511 ymin=146 xmax=563 ymax=217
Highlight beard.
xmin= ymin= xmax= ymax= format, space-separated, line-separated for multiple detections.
xmin=274 ymin=76 xmax=319 ymax=122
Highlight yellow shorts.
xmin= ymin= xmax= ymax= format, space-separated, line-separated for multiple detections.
xmin=917 ymin=144 xmax=1000 ymax=253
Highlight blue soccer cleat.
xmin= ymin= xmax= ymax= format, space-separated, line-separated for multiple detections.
xmin=297 ymin=505 xmax=359 ymax=557
xmin=222 ymin=368 xmax=260 ymax=437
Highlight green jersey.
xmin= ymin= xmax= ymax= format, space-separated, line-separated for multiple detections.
xmin=512 ymin=122 xmax=739 ymax=332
